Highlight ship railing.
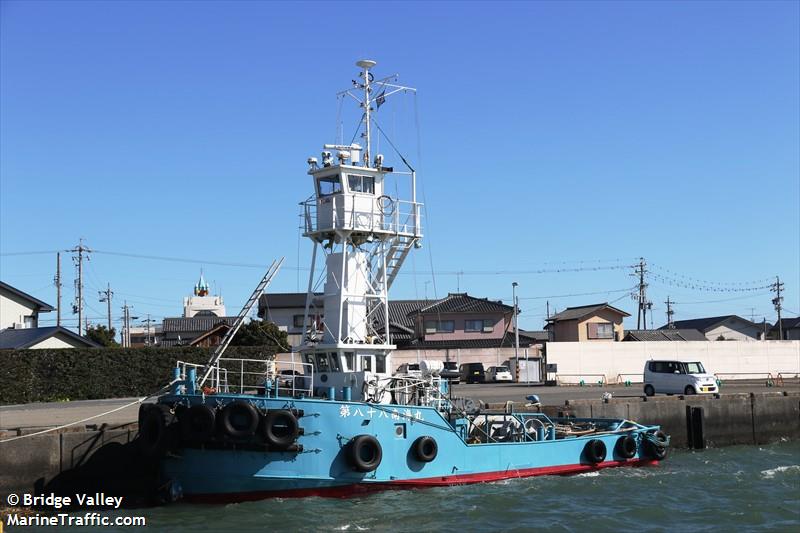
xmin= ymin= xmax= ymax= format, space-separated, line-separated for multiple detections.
xmin=776 ymin=372 xmax=799 ymax=386
xmin=176 ymin=358 xmax=313 ymax=397
xmin=301 ymin=196 xmax=423 ymax=236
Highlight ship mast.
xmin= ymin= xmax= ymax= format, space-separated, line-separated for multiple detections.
xmin=357 ymin=59 xmax=376 ymax=168
xmin=298 ymin=60 xmax=422 ymax=400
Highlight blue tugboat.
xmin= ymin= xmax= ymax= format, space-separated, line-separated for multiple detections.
xmin=139 ymin=60 xmax=669 ymax=502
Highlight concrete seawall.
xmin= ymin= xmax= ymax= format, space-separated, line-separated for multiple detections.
xmin=1 ymin=392 xmax=798 ymax=497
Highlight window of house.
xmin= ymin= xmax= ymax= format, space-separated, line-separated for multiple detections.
xmin=293 ymin=315 xmax=306 ymax=328
xmin=347 ymin=174 xmax=375 ymax=194
xmin=466 ymin=319 xmax=495 ymax=332
xmin=23 ymin=315 xmax=35 ymax=328
xmin=318 ymin=176 xmax=342 ymax=196
xmin=587 ymin=322 xmax=614 ymax=339
xmin=465 ymin=319 xmax=482 ymax=332
xmin=425 ymin=320 xmax=455 ymax=333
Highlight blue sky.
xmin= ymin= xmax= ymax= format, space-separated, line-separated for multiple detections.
xmin=1 ymin=0 xmax=798 ymax=333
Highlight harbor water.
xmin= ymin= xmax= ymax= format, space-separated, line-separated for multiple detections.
xmin=21 ymin=440 xmax=798 ymax=532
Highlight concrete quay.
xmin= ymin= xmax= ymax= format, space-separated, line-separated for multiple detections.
xmin=0 ymin=390 xmax=798 ymax=498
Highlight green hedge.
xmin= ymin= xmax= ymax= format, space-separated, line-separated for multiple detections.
xmin=0 ymin=346 xmax=279 ymax=405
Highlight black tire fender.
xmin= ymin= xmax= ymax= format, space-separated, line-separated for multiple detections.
xmin=615 ymin=435 xmax=637 ymax=459
xmin=584 ymin=439 xmax=607 ymax=464
xmin=179 ymin=404 xmax=216 ymax=445
xmin=138 ymin=404 xmax=173 ymax=457
xmin=347 ymin=434 xmax=382 ymax=472
xmin=412 ymin=436 xmax=438 ymax=463
xmin=261 ymin=409 xmax=300 ymax=449
xmin=644 ymin=430 xmax=669 ymax=460
xmin=218 ymin=400 xmax=259 ymax=441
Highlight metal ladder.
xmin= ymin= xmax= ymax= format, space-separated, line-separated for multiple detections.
xmin=198 ymin=257 xmax=285 ymax=387
xmin=374 ymin=235 xmax=417 ymax=291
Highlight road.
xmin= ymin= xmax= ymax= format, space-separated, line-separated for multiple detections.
xmin=1 ymin=381 xmax=797 ymax=430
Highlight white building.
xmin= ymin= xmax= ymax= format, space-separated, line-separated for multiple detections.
xmin=0 ymin=281 xmax=98 ymax=349
xmin=0 ymin=280 xmax=54 ymax=330
xmin=182 ymin=272 xmax=226 ymax=317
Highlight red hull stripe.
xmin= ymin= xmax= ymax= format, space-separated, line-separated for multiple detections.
xmin=185 ymin=459 xmax=659 ymax=503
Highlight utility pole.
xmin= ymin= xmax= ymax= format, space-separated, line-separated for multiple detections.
xmin=98 ymin=283 xmax=113 ymax=331
xmin=512 ymin=282 xmax=520 ymax=360
xmin=121 ymin=301 xmax=133 ymax=347
xmin=54 ymin=252 xmax=62 ymax=327
xmin=633 ymin=257 xmax=651 ymax=330
xmin=771 ymin=275 xmax=784 ymax=339
xmin=70 ymin=240 xmax=91 ymax=336
xmin=748 ymin=307 xmax=757 ymax=323
xmin=665 ymin=297 xmax=675 ymax=329
xmin=142 ymin=314 xmax=156 ymax=346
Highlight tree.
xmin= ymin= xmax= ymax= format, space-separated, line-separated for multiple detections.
xmin=230 ymin=320 xmax=289 ymax=350
xmin=86 ymin=324 xmax=119 ymax=347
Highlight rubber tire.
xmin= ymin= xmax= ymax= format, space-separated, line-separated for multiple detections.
xmin=412 ymin=436 xmax=438 ymax=463
xmin=584 ymin=439 xmax=607 ymax=464
xmin=138 ymin=404 xmax=172 ymax=457
xmin=684 ymin=385 xmax=696 ymax=395
xmin=644 ymin=430 xmax=669 ymax=460
xmin=179 ymin=404 xmax=216 ymax=445
xmin=218 ymin=400 xmax=260 ymax=441
xmin=261 ymin=409 xmax=300 ymax=449
xmin=644 ymin=384 xmax=655 ymax=397
xmin=615 ymin=435 xmax=637 ymax=459
xmin=348 ymin=435 xmax=383 ymax=472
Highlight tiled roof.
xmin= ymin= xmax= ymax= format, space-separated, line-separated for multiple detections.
xmin=259 ymin=292 xmax=322 ymax=309
xmin=770 ymin=317 xmax=800 ymax=332
xmin=162 ymin=316 xmax=238 ymax=333
xmin=624 ymin=329 xmax=707 ymax=341
xmin=659 ymin=315 xmax=758 ymax=333
xmin=519 ymin=330 xmax=549 ymax=341
xmin=413 ymin=293 xmax=512 ymax=315
xmin=547 ymin=303 xmax=631 ymax=322
xmin=0 ymin=281 xmax=55 ymax=312
xmin=0 ymin=326 xmax=100 ymax=349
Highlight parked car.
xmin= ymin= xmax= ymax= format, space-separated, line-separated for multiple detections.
xmin=643 ymin=360 xmax=717 ymax=396
xmin=459 ymin=362 xmax=485 ymax=384
xmin=277 ymin=369 xmax=309 ymax=391
xmin=395 ymin=363 xmax=422 ymax=377
xmin=486 ymin=365 xmax=513 ymax=382
xmin=441 ymin=361 xmax=459 ymax=382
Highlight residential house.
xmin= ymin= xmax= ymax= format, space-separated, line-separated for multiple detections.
xmin=623 ymin=329 xmax=707 ymax=341
xmin=0 ymin=281 xmax=98 ymax=349
xmin=660 ymin=315 xmax=763 ymax=341
xmin=545 ymin=303 xmax=630 ymax=342
xmin=768 ymin=318 xmax=800 ymax=340
xmin=0 ymin=280 xmax=54 ymax=330
xmin=257 ymin=292 xmax=323 ymax=347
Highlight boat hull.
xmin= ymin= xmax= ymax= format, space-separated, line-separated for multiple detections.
xmin=157 ymin=394 xmax=666 ymax=502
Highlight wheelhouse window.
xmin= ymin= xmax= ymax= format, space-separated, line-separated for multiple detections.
xmin=347 ymin=174 xmax=375 ymax=194
xmin=329 ymin=352 xmax=341 ymax=371
xmin=587 ymin=322 xmax=614 ymax=339
xmin=318 ymin=176 xmax=342 ymax=196
xmin=344 ymin=352 xmax=354 ymax=371
xmin=375 ymin=354 xmax=386 ymax=373
xmin=315 ymin=353 xmax=330 ymax=372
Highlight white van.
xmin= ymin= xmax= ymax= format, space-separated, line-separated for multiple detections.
xmin=643 ymin=360 xmax=718 ymax=396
